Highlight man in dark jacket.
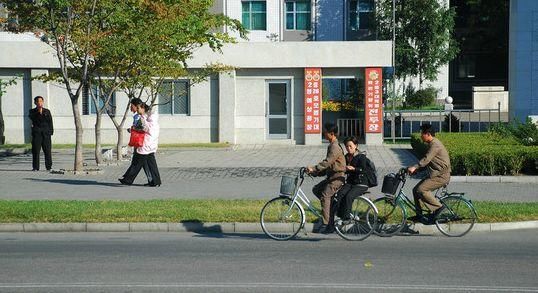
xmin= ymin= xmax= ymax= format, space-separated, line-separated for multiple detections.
xmin=28 ymin=96 xmax=53 ymax=171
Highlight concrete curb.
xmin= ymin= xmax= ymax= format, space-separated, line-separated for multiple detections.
xmin=0 ymin=221 xmax=537 ymax=234
xmin=451 ymin=176 xmax=538 ymax=184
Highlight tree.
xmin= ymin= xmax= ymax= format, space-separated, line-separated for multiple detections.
xmin=0 ymin=77 xmax=17 ymax=145
xmin=376 ymin=0 xmax=459 ymax=88
xmin=90 ymin=0 xmax=245 ymax=161
xmin=6 ymin=0 xmax=245 ymax=167
xmin=6 ymin=0 xmax=107 ymax=171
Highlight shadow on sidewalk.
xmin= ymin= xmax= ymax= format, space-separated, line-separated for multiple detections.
xmin=25 ymin=178 xmax=123 ymax=187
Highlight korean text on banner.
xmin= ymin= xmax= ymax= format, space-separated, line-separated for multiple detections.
xmin=304 ymin=68 xmax=322 ymax=134
xmin=365 ymin=68 xmax=383 ymax=133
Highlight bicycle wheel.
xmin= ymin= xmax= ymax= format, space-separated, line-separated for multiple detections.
xmin=260 ymin=197 xmax=304 ymax=241
xmin=373 ymin=197 xmax=406 ymax=237
xmin=335 ymin=196 xmax=378 ymax=241
xmin=435 ymin=196 xmax=477 ymax=237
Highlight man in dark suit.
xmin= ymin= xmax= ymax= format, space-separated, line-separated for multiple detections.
xmin=28 ymin=96 xmax=53 ymax=171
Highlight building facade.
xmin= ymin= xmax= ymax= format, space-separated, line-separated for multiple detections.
xmin=509 ymin=0 xmax=538 ymax=122
xmin=7 ymin=1 xmax=494 ymax=145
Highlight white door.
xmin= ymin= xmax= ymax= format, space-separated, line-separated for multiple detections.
xmin=266 ymin=80 xmax=291 ymax=139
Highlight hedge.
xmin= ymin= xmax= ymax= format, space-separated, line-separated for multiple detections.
xmin=411 ymin=132 xmax=538 ymax=175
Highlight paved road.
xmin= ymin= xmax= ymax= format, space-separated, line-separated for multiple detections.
xmin=0 ymin=230 xmax=537 ymax=292
xmin=0 ymin=147 xmax=536 ymax=202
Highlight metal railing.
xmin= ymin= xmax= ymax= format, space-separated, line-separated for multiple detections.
xmin=383 ymin=103 xmax=505 ymax=140
xmin=337 ymin=118 xmax=364 ymax=139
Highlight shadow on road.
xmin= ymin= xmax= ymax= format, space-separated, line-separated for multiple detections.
xmin=25 ymin=178 xmax=123 ymax=187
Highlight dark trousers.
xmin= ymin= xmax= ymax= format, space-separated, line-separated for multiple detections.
xmin=122 ymin=152 xmax=161 ymax=185
xmin=333 ymin=184 xmax=368 ymax=220
xmin=123 ymin=152 xmax=151 ymax=183
xmin=31 ymin=131 xmax=52 ymax=170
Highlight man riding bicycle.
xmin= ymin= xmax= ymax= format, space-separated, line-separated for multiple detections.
xmin=407 ymin=123 xmax=451 ymax=223
xmin=306 ymin=123 xmax=346 ymax=234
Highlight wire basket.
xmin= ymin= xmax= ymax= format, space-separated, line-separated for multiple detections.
xmin=280 ymin=175 xmax=297 ymax=195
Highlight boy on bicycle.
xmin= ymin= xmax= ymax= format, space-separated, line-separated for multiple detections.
xmin=407 ymin=123 xmax=451 ymax=223
xmin=306 ymin=123 xmax=346 ymax=234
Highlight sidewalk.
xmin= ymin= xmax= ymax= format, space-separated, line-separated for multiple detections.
xmin=0 ymin=144 xmax=536 ymax=201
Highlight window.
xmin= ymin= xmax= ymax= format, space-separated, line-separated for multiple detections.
xmin=349 ymin=0 xmax=374 ymax=31
xmin=457 ymin=55 xmax=476 ymax=79
xmin=242 ymin=1 xmax=267 ymax=30
xmin=82 ymin=84 xmax=116 ymax=116
xmin=158 ymin=80 xmax=189 ymax=115
xmin=285 ymin=1 xmax=311 ymax=30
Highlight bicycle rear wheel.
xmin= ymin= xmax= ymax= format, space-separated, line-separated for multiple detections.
xmin=435 ymin=196 xmax=477 ymax=237
xmin=335 ymin=196 xmax=378 ymax=241
xmin=373 ymin=196 xmax=406 ymax=237
xmin=260 ymin=197 xmax=304 ymax=241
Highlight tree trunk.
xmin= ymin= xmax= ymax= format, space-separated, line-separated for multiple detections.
xmin=116 ymin=126 xmax=124 ymax=161
xmin=94 ymin=112 xmax=103 ymax=164
xmin=0 ymin=98 xmax=5 ymax=145
xmin=71 ymin=97 xmax=84 ymax=171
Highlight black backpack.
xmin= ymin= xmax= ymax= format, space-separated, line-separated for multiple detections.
xmin=358 ymin=154 xmax=378 ymax=187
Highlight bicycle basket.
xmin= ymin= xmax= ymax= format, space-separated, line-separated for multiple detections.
xmin=381 ymin=173 xmax=401 ymax=195
xmin=280 ymin=175 xmax=298 ymax=195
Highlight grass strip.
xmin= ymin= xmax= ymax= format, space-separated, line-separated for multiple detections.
xmin=0 ymin=200 xmax=537 ymax=223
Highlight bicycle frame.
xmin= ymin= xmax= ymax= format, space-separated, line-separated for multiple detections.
xmin=391 ymin=171 xmax=471 ymax=217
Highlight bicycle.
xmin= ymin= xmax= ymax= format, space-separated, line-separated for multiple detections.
xmin=373 ymin=168 xmax=478 ymax=237
xmin=260 ymin=167 xmax=378 ymax=241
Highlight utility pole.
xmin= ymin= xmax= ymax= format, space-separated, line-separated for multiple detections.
xmin=391 ymin=0 xmax=396 ymax=143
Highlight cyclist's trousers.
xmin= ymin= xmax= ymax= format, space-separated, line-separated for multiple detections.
xmin=412 ymin=173 xmax=450 ymax=213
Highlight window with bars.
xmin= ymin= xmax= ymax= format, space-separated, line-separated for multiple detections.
xmin=242 ymin=1 xmax=267 ymax=30
xmin=285 ymin=1 xmax=311 ymax=30
xmin=157 ymin=80 xmax=189 ymax=115
xmin=82 ymin=84 xmax=116 ymax=116
xmin=349 ymin=0 xmax=374 ymax=31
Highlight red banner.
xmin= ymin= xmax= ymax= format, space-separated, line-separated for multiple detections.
xmin=304 ymin=68 xmax=322 ymax=134
xmin=365 ymin=68 xmax=383 ymax=133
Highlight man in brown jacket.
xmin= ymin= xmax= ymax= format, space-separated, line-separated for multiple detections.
xmin=307 ymin=123 xmax=346 ymax=233
xmin=407 ymin=123 xmax=451 ymax=223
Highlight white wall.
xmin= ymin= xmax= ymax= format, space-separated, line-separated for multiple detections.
xmin=225 ymin=0 xmax=281 ymax=42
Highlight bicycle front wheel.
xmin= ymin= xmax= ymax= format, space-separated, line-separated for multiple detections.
xmin=335 ymin=196 xmax=378 ymax=241
xmin=435 ymin=196 xmax=477 ymax=237
xmin=260 ymin=197 xmax=304 ymax=241
xmin=373 ymin=196 xmax=406 ymax=237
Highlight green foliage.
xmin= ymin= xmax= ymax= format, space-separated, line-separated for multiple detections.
xmin=405 ymin=86 xmax=438 ymax=108
xmin=411 ymin=132 xmax=538 ymax=175
xmin=489 ymin=118 xmax=538 ymax=146
xmin=443 ymin=113 xmax=460 ymax=132
xmin=375 ymin=0 xmax=459 ymax=86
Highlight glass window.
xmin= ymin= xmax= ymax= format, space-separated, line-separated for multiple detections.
xmin=82 ymin=84 xmax=116 ymax=116
xmin=242 ymin=1 xmax=267 ymax=30
xmin=349 ymin=0 xmax=373 ymax=31
xmin=457 ymin=55 xmax=476 ymax=79
xmin=285 ymin=1 xmax=311 ymax=30
xmin=158 ymin=80 xmax=189 ymax=115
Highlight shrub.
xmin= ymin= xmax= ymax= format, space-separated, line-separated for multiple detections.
xmin=411 ymin=132 xmax=538 ymax=175
xmin=405 ymin=86 xmax=438 ymax=109
xmin=490 ymin=118 xmax=538 ymax=146
xmin=443 ymin=113 xmax=460 ymax=132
